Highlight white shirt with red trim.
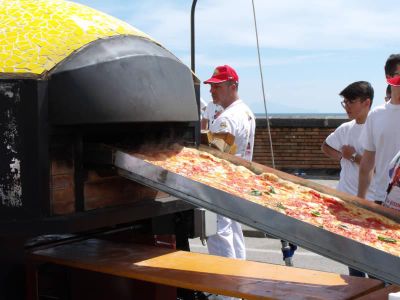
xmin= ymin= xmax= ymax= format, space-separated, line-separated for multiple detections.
xmin=209 ymin=99 xmax=255 ymax=161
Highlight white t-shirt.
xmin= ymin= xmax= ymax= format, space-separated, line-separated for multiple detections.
xmin=325 ymin=120 xmax=375 ymax=201
xmin=203 ymin=102 xmax=223 ymax=126
xmin=384 ymin=150 xmax=400 ymax=211
xmin=209 ymin=99 xmax=255 ymax=161
xmin=359 ymin=102 xmax=400 ymax=201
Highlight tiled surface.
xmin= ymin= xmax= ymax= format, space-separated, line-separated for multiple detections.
xmin=0 ymin=0 xmax=153 ymax=75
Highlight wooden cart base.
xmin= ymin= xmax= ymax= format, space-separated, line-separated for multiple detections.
xmin=26 ymin=238 xmax=389 ymax=300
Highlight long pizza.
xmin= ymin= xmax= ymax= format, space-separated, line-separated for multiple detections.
xmin=132 ymin=146 xmax=400 ymax=257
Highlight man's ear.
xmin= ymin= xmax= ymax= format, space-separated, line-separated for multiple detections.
xmin=230 ymin=82 xmax=238 ymax=91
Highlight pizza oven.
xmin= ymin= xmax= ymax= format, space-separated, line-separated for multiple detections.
xmin=0 ymin=34 xmax=200 ymax=236
xmin=0 ymin=3 xmax=203 ymax=295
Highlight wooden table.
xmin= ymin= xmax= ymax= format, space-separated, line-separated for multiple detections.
xmin=355 ymin=284 xmax=400 ymax=300
xmin=27 ymin=238 xmax=384 ymax=300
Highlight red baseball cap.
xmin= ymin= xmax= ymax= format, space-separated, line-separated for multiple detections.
xmin=386 ymin=74 xmax=400 ymax=87
xmin=203 ymin=65 xmax=239 ymax=84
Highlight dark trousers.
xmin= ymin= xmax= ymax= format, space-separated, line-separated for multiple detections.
xmin=348 ymin=267 xmax=366 ymax=277
xmin=348 ymin=267 xmax=379 ymax=280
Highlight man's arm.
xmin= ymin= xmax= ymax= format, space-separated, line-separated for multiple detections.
xmin=321 ymin=141 xmax=342 ymax=161
xmin=358 ymin=150 xmax=375 ymax=199
xmin=201 ymin=118 xmax=209 ymax=130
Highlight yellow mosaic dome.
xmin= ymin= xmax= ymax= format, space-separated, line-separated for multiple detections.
xmin=0 ymin=0 xmax=155 ymax=76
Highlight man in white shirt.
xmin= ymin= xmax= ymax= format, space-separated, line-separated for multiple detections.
xmin=321 ymin=81 xmax=374 ymax=277
xmin=358 ymin=54 xmax=400 ymax=203
xmin=322 ymin=81 xmax=375 ymax=200
xmin=203 ymin=65 xmax=255 ymax=263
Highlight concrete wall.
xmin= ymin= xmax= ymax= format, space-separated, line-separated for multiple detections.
xmin=253 ymin=117 xmax=348 ymax=175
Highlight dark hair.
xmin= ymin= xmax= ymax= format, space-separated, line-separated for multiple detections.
xmin=386 ymin=84 xmax=392 ymax=95
xmin=339 ymin=81 xmax=374 ymax=107
xmin=385 ymin=54 xmax=400 ymax=76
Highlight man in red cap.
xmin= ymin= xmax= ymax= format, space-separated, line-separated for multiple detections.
xmin=358 ymin=54 xmax=400 ymax=204
xmin=203 ymin=65 xmax=255 ymax=266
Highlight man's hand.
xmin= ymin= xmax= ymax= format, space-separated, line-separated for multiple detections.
xmin=201 ymin=118 xmax=209 ymax=130
xmin=341 ymin=145 xmax=356 ymax=161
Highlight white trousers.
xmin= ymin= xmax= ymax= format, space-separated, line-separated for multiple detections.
xmin=207 ymin=215 xmax=245 ymax=300
xmin=207 ymin=214 xmax=246 ymax=260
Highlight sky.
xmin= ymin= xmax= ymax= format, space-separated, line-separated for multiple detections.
xmin=74 ymin=0 xmax=400 ymax=114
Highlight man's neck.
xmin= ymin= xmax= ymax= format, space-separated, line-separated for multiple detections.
xmin=355 ymin=114 xmax=368 ymax=124
xmin=391 ymin=87 xmax=400 ymax=104
xmin=222 ymin=97 xmax=239 ymax=109
xmin=391 ymin=97 xmax=400 ymax=105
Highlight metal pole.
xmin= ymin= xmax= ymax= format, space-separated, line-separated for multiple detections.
xmin=191 ymin=0 xmax=201 ymax=147
xmin=191 ymin=0 xmax=198 ymax=72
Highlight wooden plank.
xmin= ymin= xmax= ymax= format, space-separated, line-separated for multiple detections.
xmin=84 ymin=172 xmax=170 ymax=210
xmin=51 ymin=174 xmax=75 ymax=215
xmin=51 ymin=158 xmax=74 ymax=175
xmin=28 ymin=238 xmax=383 ymax=300
xmin=354 ymin=284 xmax=400 ymax=300
xmin=49 ymin=159 xmax=172 ymax=214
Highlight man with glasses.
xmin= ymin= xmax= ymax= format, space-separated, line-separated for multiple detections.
xmin=358 ymin=54 xmax=400 ymax=206
xmin=321 ymin=81 xmax=375 ymax=277
xmin=322 ymin=81 xmax=375 ymax=199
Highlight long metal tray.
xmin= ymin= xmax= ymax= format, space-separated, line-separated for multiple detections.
xmin=85 ymin=144 xmax=400 ymax=285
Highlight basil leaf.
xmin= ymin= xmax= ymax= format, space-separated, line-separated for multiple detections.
xmin=311 ymin=211 xmax=321 ymax=217
xmin=269 ymin=186 xmax=276 ymax=194
xmin=378 ymin=236 xmax=397 ymax=243
xmin=276 ymin=202 xmax=287 ymax=210
xmin=250 ymin=189 xmax=262 ymax=196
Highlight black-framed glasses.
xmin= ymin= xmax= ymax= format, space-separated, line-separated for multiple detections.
xmin=340 ymin=99 xmax=362 ymax=108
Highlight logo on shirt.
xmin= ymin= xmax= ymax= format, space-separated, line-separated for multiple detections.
xmin=246 ymin=111 xmax=252 ymax=121
xmin=219 ymin=122 xmax=228 ymax=129
xmin=213 ymin=109 xmax=222 ymax=122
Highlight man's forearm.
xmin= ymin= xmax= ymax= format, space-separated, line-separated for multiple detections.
xmin=358 ymin=169 xmax=373 ymax=199
xmin=321 ymin=142 xmax=342 ymax=161
xmin=357 ymin=150 xmax=376 ymax=199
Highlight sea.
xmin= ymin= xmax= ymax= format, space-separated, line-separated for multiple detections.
xmin=254 ymin=113 xmax=347 ymax=119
